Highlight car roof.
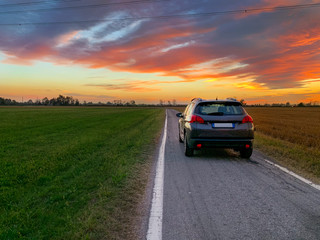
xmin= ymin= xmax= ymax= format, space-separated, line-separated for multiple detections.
xmin=191 ymin=98 xmax=241 ymax=104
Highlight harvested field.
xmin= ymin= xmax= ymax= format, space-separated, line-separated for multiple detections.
xmin=246 ymin=107 xmax=320 ymax=150
xmin=246 ymin=107 xmax=320 ymax=182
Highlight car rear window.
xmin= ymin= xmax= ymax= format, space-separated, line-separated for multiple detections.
xmin=196 ymin=102 xmax=244 ymax=115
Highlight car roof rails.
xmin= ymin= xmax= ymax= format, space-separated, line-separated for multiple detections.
xmin=191 ymin=98 xmax=203 ymax=102
xmin=226 ymin=97 xmax=237 ymax=101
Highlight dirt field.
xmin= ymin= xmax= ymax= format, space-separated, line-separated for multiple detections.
xmin=246 ymin=107 xmax=320 ymax=150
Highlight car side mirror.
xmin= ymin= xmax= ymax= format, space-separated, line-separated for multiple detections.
xmin=176 ymin=113 xmax=183 ymax=118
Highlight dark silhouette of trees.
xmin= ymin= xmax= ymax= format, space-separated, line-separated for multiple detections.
xmin=0 ymin=97 xmax=17 ymax=105
xmin=42 ymin=97 xmax=49 ymax=105
xmin=1 ymin=95 xmax=317 ymax=107
xmin=0 ymin=95 xmax=80 ymax=106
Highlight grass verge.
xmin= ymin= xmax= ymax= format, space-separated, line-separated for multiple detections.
xmin=254 ymin=132 xmax=320 ymax=184
xmin=0 ymin=107 xmax=165 ymax=239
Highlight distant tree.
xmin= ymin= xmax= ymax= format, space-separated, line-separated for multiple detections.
xmin=172 ymin=99 xmax=177 ymax=106
xmin=113 ymin=100 xmax=122 ymax=106
xmin=239 ymin=99 xmax=246 ymax=106
xmin=286 ymin=102 xmax=291 ymax=107
xmin=56 ymin=95 xmax=67 ymax=105
xmin=27 ymin=99 xmax=33 ymax=105
xmin=0 ymin=97 xmax=18 ymax=105
xmin=297 ymin=102 xmax=305 ymax=107
xmin=129 ymin=100 xmax=136 ymax=105
xmin=306 ymin=102 xmax=312 ymax=107
xmin=42 ymin=97 xmax=49 ymax=105
xmin=4 ymin=98 xmax=12 ymax=105
xmin=66 ymin=96 xmax=71 ymax=105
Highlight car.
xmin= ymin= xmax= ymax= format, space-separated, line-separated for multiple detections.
xmin=176 ymin=98 xmax=254 ymax=158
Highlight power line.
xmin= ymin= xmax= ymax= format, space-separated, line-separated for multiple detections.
xmin=0 ymin=0 xmax=169 ymax=14
xmin=0 ymin=2 xmax=319 ymax=26
xmin=0 ymin=0 xmax=81 ymax=8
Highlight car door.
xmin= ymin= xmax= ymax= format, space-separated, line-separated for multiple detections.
xmin=181 ymin=103 xmax=195 ymax=139
xmin=179 ymin=104 xmax=191 ymax=139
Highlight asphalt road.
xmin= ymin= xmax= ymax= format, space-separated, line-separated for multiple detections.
xmin=162 ymin=109 xmax=320 ymax=240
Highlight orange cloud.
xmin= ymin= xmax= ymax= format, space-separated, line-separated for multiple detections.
xmin=1 ymin=0 xmax=320 ymax=94
xmin=3 ymin=44 xmax=56 ymax=65
xmin=234 ymin=81 xmax=267 ymax=90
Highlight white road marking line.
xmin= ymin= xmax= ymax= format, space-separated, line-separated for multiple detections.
xmin=264 ymin=159 xmax=320 ymax=191
xmin=146 ymin=110 xmax=167 ymax=240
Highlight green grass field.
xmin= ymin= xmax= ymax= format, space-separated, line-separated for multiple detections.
xmin=0 ymin=107 xmax=165 ymax=239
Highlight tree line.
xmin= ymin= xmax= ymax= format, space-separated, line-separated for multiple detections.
xmin=1 ymin=95 xmax=318 ymax=107
xmin=0 ymin=95 xmax=181 ymax=106
xmin=0 ymin=95 xmax=143 ymax=106
xmin=0 ymin=95 xmax=80 ymax=106
xmin=246 ymin=102 xmax=320 ymax=107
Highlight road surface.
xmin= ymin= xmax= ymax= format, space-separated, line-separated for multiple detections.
xmin=159 ymin=109 xmax=320 ymax=240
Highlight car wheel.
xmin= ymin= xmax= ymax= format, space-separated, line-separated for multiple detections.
xmin=240 ymin=147 xmax=253 ymax=158
xmin=184 ymin=133 xmax=194 ymax=157
xmin=178 ymin=128 xmax=183 ymax=143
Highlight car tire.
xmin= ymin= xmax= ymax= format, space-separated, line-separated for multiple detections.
xmin=240 ymin=147 xmax=253 ymax=158
xmin=184 ymin=133 xmax=194 ymax=157
xmin=178 ymin=128 xmax=183 ymax=143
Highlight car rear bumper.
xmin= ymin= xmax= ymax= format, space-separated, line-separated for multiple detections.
xmin=189 ymin=138 xmax=254 ymax=149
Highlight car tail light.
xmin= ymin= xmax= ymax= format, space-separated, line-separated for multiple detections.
xmin=242 ymin=115 xmax=253 ymax=124
xmin=190 ymin=115 xmax=205 ymax=124
xmin=196 ymin=144 xmax=202 ymax=148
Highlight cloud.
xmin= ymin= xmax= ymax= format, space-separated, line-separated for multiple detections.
xmin=63 ymin=92 xmax=115 ymax=99
xmin=0 ymin=0 xmax=319 ymax=90
xmin=85 ymin=78 xmax=193 ymax=92
xmin=245 ymin=92 xmax=320 ymax=104
xmin=86 ymin=82 xmax=160 ymax=92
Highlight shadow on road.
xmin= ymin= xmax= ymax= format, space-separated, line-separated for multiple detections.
xmin=192 ymin=148 xmax=259 ymax=164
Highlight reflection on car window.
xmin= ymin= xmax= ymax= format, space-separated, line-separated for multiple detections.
xmin=198 ymin=103 xmax=243 ymax=115
xmin=183 ymin=104 xmax=191 ymax=115
xmin=187 ymin=103 xmax=194 ymax=116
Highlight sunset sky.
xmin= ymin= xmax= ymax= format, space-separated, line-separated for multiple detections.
xmin=0 ymin=0 xmax=320 ymax=104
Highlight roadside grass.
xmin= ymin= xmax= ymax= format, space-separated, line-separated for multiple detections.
xmin=246 ymin=107 xmax=320 ymax=183
xmin=254 ymin=132 xmax=320 ymax=184
xmin=0 ymin=107 xmax=165 ymax=239
xmin=171 ymin=107 xmax=185 ymax=113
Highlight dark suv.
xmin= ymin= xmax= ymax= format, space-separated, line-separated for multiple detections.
xmin=176 ymin=98 xmax=254 ymax=158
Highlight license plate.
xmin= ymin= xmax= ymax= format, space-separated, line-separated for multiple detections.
xmin=212 ymin=123 xmax=235 ymax=128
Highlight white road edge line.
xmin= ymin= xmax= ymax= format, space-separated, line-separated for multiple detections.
xmin=146 ymin=110 xmax=167 ymax=240
xmin=264 ymin=159 xmax=320 ymax=191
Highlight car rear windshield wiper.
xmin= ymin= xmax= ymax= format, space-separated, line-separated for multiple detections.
xmin=207 ymin=112 xmax=224 ymax=116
